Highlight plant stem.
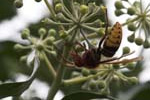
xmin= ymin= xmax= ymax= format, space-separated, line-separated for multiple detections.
xmin=42 ymin=51 xmax=56 ymax=80
xmin=63 ymin=71 xmax=106 ymax=87
xmin=81 ymin=24 xmax=99 ymax=32
xmin=46 ymin=47 xmax=69 ymax=100
xmin=80 ymin=32 xmax=102 ymax=41
xmin=122 ymin=16 xmax=140 ymax=26
xmin=44 ymin=0 xmax=56 ymax=19
xmin=46 ymin=32 xmax=77 ymax=100
xmin=12 ymin=96 xmax=21 ymax=100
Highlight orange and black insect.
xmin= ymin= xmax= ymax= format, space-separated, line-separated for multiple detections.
xmin=68 ymin=9 xmax=142 ymax=69
xmin=101 ymin=22 xmax=122 ymax=57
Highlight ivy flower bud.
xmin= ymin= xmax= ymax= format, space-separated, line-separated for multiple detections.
xmin=71 ymin=71 xmax=81 ymax=78
xmin=39 ymin=53 xmax=44 ymax=61
xmin=36 ymin=42 xmax=44 ymax=51
xmin=113 ymin=64 xmax=120 ymax=69
xmin=128 ymin=77 xmax=138 ymax=85
xmin=123 ymin=46 xmax=130 ymax=55
xmin=21 ymin=28 xmax=30 ymax=39
xmin=82 ymin=68 xmax=90 ymax=76
xmin=97 ymin=28 xmax=105 ymax=36
xmin=53 ymin=0 xmax=61 ymax=4
xmin=75 ymin=45 xmax=84 ymax=52
xmin=128 ymin=23 xmax=136 ymax=31
xmin=135 ymin=37 xmax=143 ymax=46
xmin=122 ymin=0 xmax=128 ymax=1
xmin=38 ymin=28 xmax=47 ymax=36
xmin=45 ymin=36 xmax=55 ymax=45
xmin=14 ymin=44 xmax=24 ymax=51
xmin=115 ymin=1 xmax=124 ymax=9
xmin=80 ymin=5 xmax=89 ymax=15
xmin=100 ymin=88 xmax=110 ymax=95
xmin=91 ymin=40 xmax=97 ymax=46
xmin=127 ymin=33 xmax=135 ymax=43
xmin=48 ymin=29 xmax=56 ymax=36
xmin=34 ymin=0 xmax=42 ymax=2
xmin=115 ymin=9 xmax=124 ymax=16
xmin=113 ymin=75 xmax=120 ymax=81
xmin=127 ymin=7 xmax=136 ymax=15
xmin=133 ymin=1 xmax=140 ymax=8
xmin=59 ymin=30 xmax=67 ymax=39
xmin=90 ymin=69 xmax=97 ymax=75
xmin=97 ymin=81 xmax=106 ymax=89
xmin=14 ymin=0 xmax=23 ymax=8
xmin=143 ymin=39 xmax=150 ymax=48
xmin=48 ymin=50 xmax=57 ymax=57
xmin=89 ymin=81 xmax=97 ymax=90
xmin=100 ymin=6 xmax=107 ymax=14
xmin=126 ymin=63 xmax=135 ymax=70
xmin=55 ymin=3 xmax=63 ymax=12
xmin=20 ymin=55 xmax=27 ymax=62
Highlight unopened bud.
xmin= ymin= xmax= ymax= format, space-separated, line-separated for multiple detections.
xmin=80 ymin=5 xmax=89 ymax=14
xmin=115 ymin=1 xmax=124 ymax=9
xmin=82 ymin=68 xmax=90 ymax=76
xmin=115 ymin=9 xmax=124 ymax=16
xmin=135 ymin=38 xmax=143 ymax=46
xmin=20 ymin=55 xmax=27 ymax=62
xmin=71 ymin=71 xmax=81 ymax=78
xmin=55 ymin=3 xmax=63 ymax=12
xmin=123 ymin=46 xmax=130 ymax=55
xmin=128 ymin=77 xmax=138 ymax=85
xmin=126 ymin=63 xmax=135 ymax=70
xmin=48 ymin=29 xmax=56 ymax=36
xmin=128 ymin=33 xmax=135 ymax=43
xmin=35 ymin=0 xmax=42 ymax=2
xmin=127 ymin=7 xmax=136 ymax=15
xmin=14 ymin=44 xmax=24 ymax=51
xmin=97 ymin=81 xmax=106 ymax=89
xmin=128 ymin=23 xmax=136 ymax=31
xmin=14 ymin=0 xmax=23 ymax=8
xmin=98 ymin=28 xmax=105 ymax=36
xmin=45 ymin=36 xmax=55 ymax=45
xmin=21 ymin=28 xmax=30 ymax=39
xmin=59 ymin=30 xmax=67 ymax=39
xmin=143 ymin=39 xmax=150 ymax=48
xmin=89 ymin=80 xmax=97 ymax=90
xmin=38 ymin=28 xmax=47 ymax=36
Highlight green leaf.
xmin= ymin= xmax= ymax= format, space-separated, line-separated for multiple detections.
xmin=130 ymin=83 xmax=150 ymax=100
xmin=117 ymin=82 xmax=150 ymax=100
xmin=0 ymin=57 xmax=39 ymax=99
xmin=62 ymin=91 xmax=115 ymax=100
xmin=0 ymin=0 xmax=16 ymax=21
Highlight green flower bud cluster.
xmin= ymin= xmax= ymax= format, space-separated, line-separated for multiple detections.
xmin=82 ymin=79 xmax=107 ymax=93
xmin=15 ymin=27 xmax=58 ymax=63
xmin=114 ymin=0 xmax=137 ymax=16
xmin=80 ymin=63 xmax=139 ymax=94
xmin=114 ymin=0 xmax=125 ymax=16
xmin=115 ymin=1 xmax=150 ymax=48
xmin=42 ymin=1 xmax=109 ymax=44
xmin=69 ymin=62 xmax=139 ymax=95
xmin=127 ymin=33 xmax=150 ymax=48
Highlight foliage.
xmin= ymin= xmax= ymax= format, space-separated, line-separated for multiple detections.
xmin=0 ymin=0 xmax=150 ymax=100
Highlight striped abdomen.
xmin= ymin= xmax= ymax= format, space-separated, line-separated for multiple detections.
xmin=101 ymin=22 xmax=122 ymax=57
